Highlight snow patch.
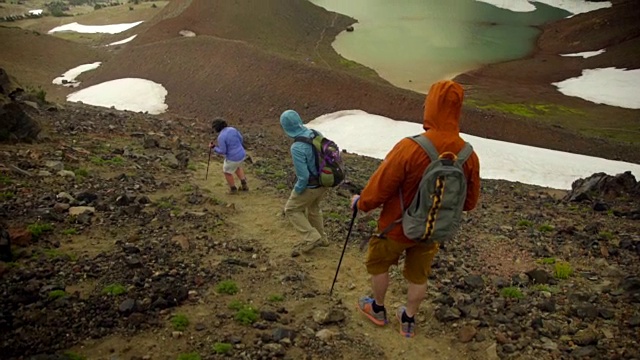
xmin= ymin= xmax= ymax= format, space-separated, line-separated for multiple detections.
xmin=28 ymin=9 xmax=43 ymax=16
xmin=179 ymin=30 xmax=196 ymax=37
xmin=553 ymin=67 xmax=640 ymax=109
xmin=307 ymin=110 xmax=640 ymax=190
xmin=475 ymin=0 xmax=612 ymax=15
xmin=48 ymin=21 xmax=143 ymax=34
xmin=560 ymin=49 xmax=605 ymax=59
xmin=67 ymin=78 xmax=168 ymax=115
xmin=52 ymin=62 xmax=102 ymax=88
xmin=108 ymin=35 xmax=138 ymax=46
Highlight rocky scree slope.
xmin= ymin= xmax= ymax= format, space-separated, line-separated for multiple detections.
xmin=0 ymin=100 xmax=639 ymax=359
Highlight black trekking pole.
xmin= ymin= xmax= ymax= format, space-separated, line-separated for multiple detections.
xmin=205 ymin=146 xmax=212 ymax=180
xmin=329 ymin=204 xmax=358 ymax=297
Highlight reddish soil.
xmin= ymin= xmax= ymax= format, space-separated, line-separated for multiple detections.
xmin=0 ymin=25 xmax=106 ymax=100
xmin=60 ymin=0 xmax=640 ymax=164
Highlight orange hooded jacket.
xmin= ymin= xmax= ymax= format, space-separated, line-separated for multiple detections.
xmin=357 ymin=80 xmax=481 ymax=244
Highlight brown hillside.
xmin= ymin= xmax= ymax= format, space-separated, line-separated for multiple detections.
xmin=0 ymin=25 xmax=105 ymax=99
xmin=131 ymin=0 xmax=355 ymax=60
xmin=80 ymin=0 xmax=640 ymax=164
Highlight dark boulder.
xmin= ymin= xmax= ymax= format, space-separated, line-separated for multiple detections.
xmin=0 ymin=68 xmax=42 ymax=142
xmin=564 ymin=171 xmax=638 ymax=202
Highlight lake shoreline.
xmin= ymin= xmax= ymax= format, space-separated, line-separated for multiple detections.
xmin=315 ymin=0 xmax=640 ymax=164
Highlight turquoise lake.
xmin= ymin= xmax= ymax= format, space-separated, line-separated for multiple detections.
xmin=310 ymin=0 xmax=570 ymax=93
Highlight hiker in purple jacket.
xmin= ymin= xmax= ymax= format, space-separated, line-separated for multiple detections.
xmin=209 ymin=118 xmax=249 ymax=194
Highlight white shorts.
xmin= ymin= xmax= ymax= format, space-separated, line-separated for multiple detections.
xmin=223 ymin=158 xmax=245 ymax=174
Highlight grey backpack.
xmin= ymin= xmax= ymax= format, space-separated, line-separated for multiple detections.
xmin=379 ymin=134 xmax=473 ymax=244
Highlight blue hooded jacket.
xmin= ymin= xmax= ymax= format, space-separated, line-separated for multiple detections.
xmin=280 ymin=110 xmax=320 ymax=194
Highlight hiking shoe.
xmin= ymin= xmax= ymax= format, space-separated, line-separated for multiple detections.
xmin=240 ymin=182 xmax=249 ymax=191
xmin=356 ymin=297 xmax=388 ymax=326
xmin=395 ymin=306 xmax=416 ymax=338
xmin=228 ymin=186 xmax=238 ymax=195
xmin=299 ymin=238 xmax=328 ymax=254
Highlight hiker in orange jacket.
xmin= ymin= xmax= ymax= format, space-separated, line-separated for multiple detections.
xmin=350 ymin=80 xmax=481 ymax=338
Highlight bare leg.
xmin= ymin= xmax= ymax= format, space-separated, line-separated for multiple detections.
xmin=405 ymin=282 xmax=428 ymax=317
xmin=234 ymin=167 xmax=246 ymax=181
xmin=372 ymin=273 xmax=390 ymax=306
xmin=224 ymin=173 xmax=235 ymax=188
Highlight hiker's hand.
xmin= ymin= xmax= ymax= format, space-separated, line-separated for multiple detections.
xmin=209 ymin=142 xmax=215 ymax=149
xmin=350 ymin=195 xmax=360 ymax=211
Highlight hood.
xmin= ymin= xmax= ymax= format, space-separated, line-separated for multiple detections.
xmin=423 ymin=80 xmax=464 ymax=133
xmin=280 ymin=109 xmax=308 ymax=138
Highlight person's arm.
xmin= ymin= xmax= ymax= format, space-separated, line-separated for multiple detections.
xmin=291 ymin=145 xmax=310 ymax=194
xmin=463 ymin=152 xmax=481 ymax=211
xmin=357 ymin=140 xmax=408 ymax=213
xmin=214 ymin=132 xmax=227 ymax=155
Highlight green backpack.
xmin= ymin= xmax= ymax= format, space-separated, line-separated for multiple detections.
xmin=379 ymin=134 xmax=473 ymax=244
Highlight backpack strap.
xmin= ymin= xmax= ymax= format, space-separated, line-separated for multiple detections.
xmin=293 ymin=131 xmax=320 ymax=183
xmin=456 ymin=142 xmax=474 ymax=165
xmin=409 ymin=135 xmax=439 ymax=162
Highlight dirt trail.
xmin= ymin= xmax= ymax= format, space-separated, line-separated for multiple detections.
xmin=69 ymin=157 xmax=470 ymax=360
xmin=193 ymin=161 xmax=469 ymax=360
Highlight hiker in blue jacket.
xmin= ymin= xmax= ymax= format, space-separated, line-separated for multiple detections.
xmin=280 ymin=109 xmax=329 ymax=257
xmin=209 ymin=118 xmax=248 ymax=194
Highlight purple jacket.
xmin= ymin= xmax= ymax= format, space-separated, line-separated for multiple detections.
xmin=214 ymin=127 xmax=246 ymax=162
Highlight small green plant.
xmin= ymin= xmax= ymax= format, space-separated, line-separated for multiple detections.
xmin=327 ymin=212 xmax=342 ymax=220
xmin=102 ymin=284 xmax=127 ymax=296
xmin=0 ymin=191 xmax=14 ymax=200
xmin=598 ymin=231 xmax=614 ymax=240
xmin=500 ymin=287 xmax=524 ymax=299
xmin=537 ymin=257 xmax=556 ymax=265
xmin=90 ymin=156 xmax=125 ymax=166
xmin=367 ymin=220 xmax=378 ymax=229
xmin=62 ymin=228 xmax=78 ymax=235
xmin=517 ymin=219 xmax=533 ymax=227
xmin=26 ymin=85 xmax=47 ymax=103
xmin=228 ymin=300 xmax=245 ymax=311
xmin=538 ymin=224 xmax=555 ymax=233
xmin=268 ymin=294 xmax=284 ymax=302
xmin=216 ymin=280 xmax=238 ymax=295
xmin=49 ymin=290 xmax=67 ymax=299
xmin=181 ymin=184 xmax=193 ymax=192
xmin=275 ymin=183 xmax=287 ymax=190
xmin=235 ymin=305 xmax=259 ymax=325
xmin=171 ymin=313 xmax=190 ymax=331
xmin=27 ymin=222 xmax=54 ymax=238
xmin=187 ymin=164 xmax=197 ymax=171
xmin=0 ymin=175 xmax=12 ymax=185
xmin=212 ymin=342 xmax=232 ymax=354
xmin=74 ymin=168 xmax=89 ymax=177
xmin=531 ymin=284 xmax=558 ymax=293
xmin=63 ymin=352 xmax=87 ymax=360
xmin=158 ymin=201 xmax=173 ymax=209
xmin=554 ymin=261 xmax=573 ymax=279
xmin=176 ymin=353 xmax=201 ymax=360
